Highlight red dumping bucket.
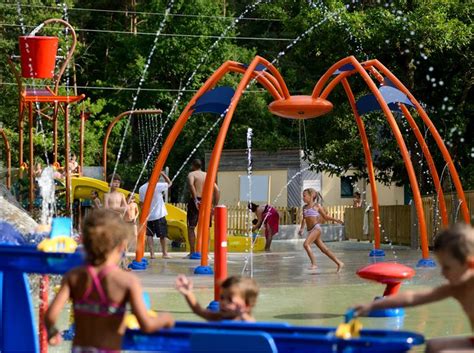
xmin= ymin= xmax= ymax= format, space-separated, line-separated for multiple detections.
xmin=19 ymin=36 xmax=59 ymax=79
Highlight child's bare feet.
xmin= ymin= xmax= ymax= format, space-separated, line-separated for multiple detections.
xmin=309 ymin=264 xmax=318 ymax=270
xmin=336 ymin=262 xmax=344 ymax=273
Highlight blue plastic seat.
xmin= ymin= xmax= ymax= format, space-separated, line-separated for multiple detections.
xmin=190 ymin=329 xmax=278 ymax=353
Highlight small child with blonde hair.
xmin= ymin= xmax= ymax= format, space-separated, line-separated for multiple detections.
xmin=176 ymin=274 xmax=259 ymax=322
xmin=45 ymin=209 xmax=174 ymax=352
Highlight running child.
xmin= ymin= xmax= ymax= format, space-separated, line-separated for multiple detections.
xmin=353 ymin=223 xmax=474 ymax=353
xmin=298 ymin=188 xmax=344 ymax=272
xmin=45 ymin=209 xmax=174 ymax=352
xmin=176 ymin=274 xmax=259 ymax=322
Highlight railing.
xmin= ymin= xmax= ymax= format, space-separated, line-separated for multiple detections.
xmin=170 ymin=203 xmax=351 ymax=236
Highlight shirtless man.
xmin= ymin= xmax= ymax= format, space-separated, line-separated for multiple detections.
xmin=186 ymin=159 xmax=220 ymax=257
xmin=104 ymin=174 xmax=127 ymax=215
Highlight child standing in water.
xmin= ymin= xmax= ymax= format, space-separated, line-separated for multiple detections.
xmin=176 ymin=274 xmax=259 ymax=322
xmin=45 ymin=209 xmax=174 ymax=352
xmin=298 ymin=188 xmax=344 ymax=272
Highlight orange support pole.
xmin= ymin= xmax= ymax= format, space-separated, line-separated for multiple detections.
xmin=214 ymin=205 xmax=228 ymax=302
xmin=197 ymin=57 xmax=264 ymax=268
xmin=373 ymin=61 xmax=470 ymax=224
xmin=0 ymin=128 xmax=11 ymax=189
xmin=28 ymin=102 xmax=34 ymax=211
xmin=135 ymin=62 xmax=235 ymax=263
xmin=341 ymin=78 xmax=382 ymax=249
xmin=399 ymin=104 xmax=449 ymax=227
xmin=64 ymin=103 xmax=71 ymax=214
xmin=349 ymin=57 xmax=430 ymax=260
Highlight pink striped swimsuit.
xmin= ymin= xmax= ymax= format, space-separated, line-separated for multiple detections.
xmin=72 ymin=265 xmax=126 ymax=353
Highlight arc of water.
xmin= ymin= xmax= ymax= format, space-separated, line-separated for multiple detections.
xmin=108 ymin=0 xmax=176 ymax=187
xmin=124 ymin=0 xmax=271 ymax=200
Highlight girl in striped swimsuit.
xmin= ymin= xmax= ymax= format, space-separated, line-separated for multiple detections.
xmin=45 ymin=209 xmax=174 ymax=352
xmin=298 ymin=188 xmax=344 ymax=272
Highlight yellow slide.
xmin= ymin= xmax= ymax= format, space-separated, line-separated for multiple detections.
xmin=71 ymin=176 xmax=189 ymax=249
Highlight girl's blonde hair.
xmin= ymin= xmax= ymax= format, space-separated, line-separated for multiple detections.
xmin=303 ymin=188 xmax=323 ymax=204
xmin=82 ymin=209 xmax=132 ymax=265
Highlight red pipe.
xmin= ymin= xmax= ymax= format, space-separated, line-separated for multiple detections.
xmin=39 ymin=275 xmax=49 ymax=353
xmin=214 ymin=205 xmax=228 ymax=301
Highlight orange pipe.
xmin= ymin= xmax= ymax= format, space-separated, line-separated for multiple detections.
xmin=28 ymin=102 xmax=34 ymax=211
xmin=228 ymin=64 xmax=282 ymax=100
xmin=341 ymin=78 xmax=382 ymax=248
xmin=365 ymin=64 xmax=448 ymax=228
xmin=0 ymin=128 xmax=11 ymax=189
xmin=399 ymin=104 xmax=449 ymax=227
xmin=102 ymin=109 xmax=163 ymax=181
xmin=136 ymin=62 xmax=235 ymax=261
xmin=373 ymin=61 xmax=470 ymax=224
xmin=64 ymin=103 xmax=71 ymax=214
xmin=257 ymin=57 xmax=291 ymax=99
xmin=312 ymin=56 xmax=354 ymax=98
xmin=197 ymin=56 xmax=264 ymax=267
xmin=348 ymin=56 xmax=430 ymax=259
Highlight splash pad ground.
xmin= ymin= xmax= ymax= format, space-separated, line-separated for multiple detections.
xmin=41 ymin=239 xmax=470 ymax=353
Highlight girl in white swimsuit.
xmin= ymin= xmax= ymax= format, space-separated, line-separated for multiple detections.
xmin=298 ymin=188 xmax=344 ymax=272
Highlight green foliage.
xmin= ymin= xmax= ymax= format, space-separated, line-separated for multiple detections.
xmin=0 ymin=0 xmax=472 ymax=201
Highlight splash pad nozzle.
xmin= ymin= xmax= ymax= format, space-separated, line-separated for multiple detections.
xmin=268 ymin=95 xmax=333 ymax=119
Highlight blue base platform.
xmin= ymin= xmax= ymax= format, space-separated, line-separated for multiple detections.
xmin=123 ymin=320 xmax=424 ymax=352
xmin=194 ymin=265 xmax=213 ymax=275
xmin=190 ymin=252 xmax=201 ymax=260
xmin=129 ymin=258 xmax=149 ymax=270
xmin=369 ymin=249 xmax=386 ymax=257
xmin=416 ymin=258 xmax=436 ymax=268
xmin=207 ymin=300 xmax=220 ymax=312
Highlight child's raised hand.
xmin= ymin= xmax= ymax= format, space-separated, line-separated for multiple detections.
xmin=175 ymin=274 xmax=193 ymax=295
xmin=352 ymin=303 xmax=371 ymax=317
xmin=48 ymin=332 xmax=62 ymax=346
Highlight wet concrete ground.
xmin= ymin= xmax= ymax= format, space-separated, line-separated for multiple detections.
xmin=137 ymin=239 xmax=470 ymax=352
xmin=49 ymin=239 xmax=470 ymax=352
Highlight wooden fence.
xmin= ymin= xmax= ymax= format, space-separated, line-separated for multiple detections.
xmin=344 ymin=190 xmax=474 ymax=246
xmin=171 ymin=203 xmax=351 ymax=235
xmin=173 ymin=191 xmax=473 ymax=243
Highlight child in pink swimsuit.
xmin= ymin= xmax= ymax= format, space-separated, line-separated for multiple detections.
xmin=45 ymin=209 xmax=174 ymax=352
xmin=249 ymin=202 xmax=280 ymax=252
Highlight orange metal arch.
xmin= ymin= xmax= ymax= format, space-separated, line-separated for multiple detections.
xmin=102 ymin=109 xmax=162 ymax=181
xmin=0 ymin=128 xmax=11 ymax=189
xmin=341 ymin=78 xmax=382 ymax=248
xmin=346 ymin=57 xmax=430 ymax=259
xmin=136 ymin=59 xmax=291 ymax=261
xmin=361 ymin=64 xmax=449 ymax=227
xmin=196 ymin=56 xmax=266 ymax=267
xmin=136 ymin=61 xmax=237 ymax=261
xmin=373 ymin=60 xmax=470 ymax=224
xmin=399 ymin=104 xmax=449 ymax=227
